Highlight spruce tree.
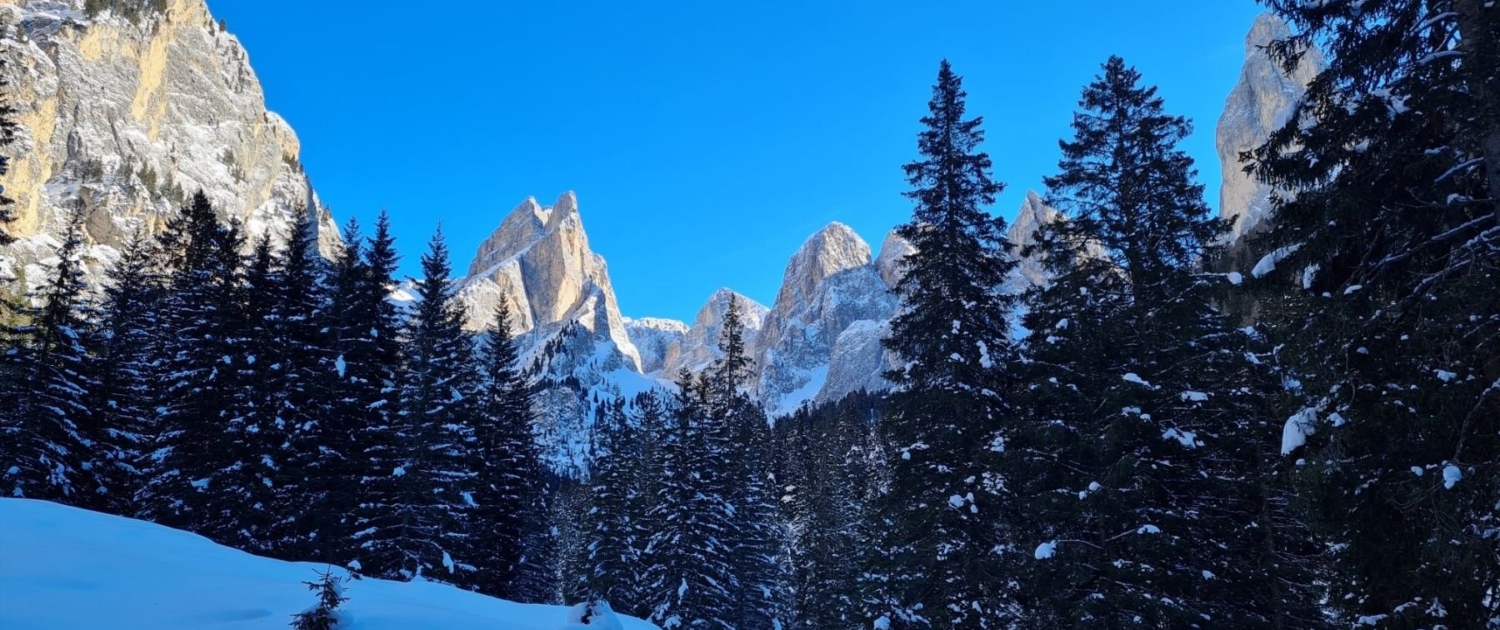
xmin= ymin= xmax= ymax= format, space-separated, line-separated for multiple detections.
xmin=577 ymin=399 xmax=639 ymax=607
xmin=137 ymin=192 xmax=255 ymax=543
xmin=84 ymin=232 xmax=166 ymax=516
xmin=466 ymin=300 xmax=554 ymax=601
xmin=329 ymin=212 xmax=405 ymax=568
xmin=354 ymin=227 xmax=478 ymax=583
xmin=1013 ymin=56 xmax=1312 ymax=628
xmin=1246 ymin=2 xmax=1500 ymax=626
xmin=263 ymin=207 xmax=334 ymax=558
xmin=864 ymin=60 xmax=1021 ymax=630
xmin=0 ymin=209 xmax=99 ymax=503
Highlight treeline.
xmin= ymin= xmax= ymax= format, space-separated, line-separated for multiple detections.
xmin=566 ymin=2 xmax=1499 ymax=628
xmin=1 ymin=1 xmax=1496 ymax=628
xmin=0 ymin=193 xmax=554 ymax=602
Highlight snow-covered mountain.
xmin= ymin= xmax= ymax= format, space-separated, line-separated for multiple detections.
xmin=751 ymin=222 xmax=899 ymax=414
xmin=660 ymin=287 xmax=768 ymax=378
xmin=0 ymin=0 xmax=341 ymax=286
xmin=451 ymin=193 xmax=659 ymax=472
xmin=0 ymin=498 xmax=656 ymax=630
xmin=1216 ymin=13 xmax=1324 ymax=241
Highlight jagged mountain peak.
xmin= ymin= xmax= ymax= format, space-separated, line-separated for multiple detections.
xmin=658 ymin=288 xmax=769 ymax=377
xmin=1217 ymin=12 xmax=1324 ymax=240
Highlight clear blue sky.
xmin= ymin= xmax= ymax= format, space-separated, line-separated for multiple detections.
xmin=207 ymin=0 xmax=1265 ymax=323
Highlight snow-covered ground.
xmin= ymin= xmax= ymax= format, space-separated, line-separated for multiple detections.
xmin=0 ymin=499 xmax=657 ymax=630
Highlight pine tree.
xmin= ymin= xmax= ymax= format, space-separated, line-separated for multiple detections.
xmin=466 ymin=300 xmax=554 ymax=601
xmin=577 ymin=398 xmax=645 ymax=610
xmin=643 ymin=370 xmax=739 ymax=630
xmin=84 ymin=232 xmax=166 ymax=516
xmin=327 ymin=212 xmax=404 ymax=568
xmin=0 ymin=209 xmax=100 ymax=503
xmin=354 ymin=227 xmax=477 ymax=583
xmin=775 ymin=392 xmax=884 ymax=630
xmin=137 ymin=192 xmax=256 ymax=543
xmin=864 ymin=60 xmax=1021 ymax=630
xmin=263 ymin=207 xmax=335 ymax=558
xmin=1245 ymin=2 xmax=1500 ymax=626
xmin=1011 ymin=56 xmax=1317 ymax=628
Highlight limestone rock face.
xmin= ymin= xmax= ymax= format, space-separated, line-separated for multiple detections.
xmin=1217 ymin=13 xmax=1324 ymax=240
xmin=625 ymin=317 xmax=690 ymax=375
xmin=660 ymin=288 xmax=768 ymax=378
xmin=874 ymin=230 xmax=914 ymax=289
xmin=1005 ymin=190 xmax=1061 ymax=291
xmin=455 ymin=192 xmax=642 ymax=372
xmin=0 ymin=0 xmax=340 ymax=282
xmin=752 ymin=223 xmax=897 ymax=413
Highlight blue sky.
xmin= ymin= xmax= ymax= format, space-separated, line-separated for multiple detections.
xmin=208 ymin=0 xmax=1265 ymax=322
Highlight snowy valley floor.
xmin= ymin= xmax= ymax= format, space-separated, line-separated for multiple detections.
xmin=0 ymin=499 xmax=656 ymax=630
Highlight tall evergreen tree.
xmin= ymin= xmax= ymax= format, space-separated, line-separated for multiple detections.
xmin=0 ymin=209 xmax=99 ymax=503
xmin=261 ymin=207 xmax=334 ymax=557
xmin=137 ymin=192 xmax=256 ymax=543
xmin=864 ymin=60 xmax=1021 ymax=630
xmin=84 ymin=232 xmax=166 ymax=516
xmin=1013 ymin=56 xmax=1317 ymax=628
xmin=466 ymin=300 xmax=554 ymax=601
xmin=354 ymin=227 xmax=478 ymax=583
xmin=577 ymin=398 xmax=643 ymax=607
xmin=1247 ymin=2 xmax=1500 ymax=626
xmin=328 ymin=211 xmax=405 ymax=567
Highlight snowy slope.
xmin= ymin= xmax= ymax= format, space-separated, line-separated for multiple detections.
xmin=0 ymin=499 xmax=658 ymax=630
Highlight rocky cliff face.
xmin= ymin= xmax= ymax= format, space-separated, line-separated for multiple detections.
xmin=455 ymin=192 xmax=641 ymax=371
xmin=624 ymin=317 xmax=689 ymax=375
xmin=452 ymin=192 xmax=654 ymax=473
xmin=1217 ymin=13 xmax=1323 ymax=241
xmin=660 ymin=288 xmax=767 ymax=379
xmin=0 ymin=0 xmax=340 ymax=283
xmin=750 ymin=223 xmax=898 ymax=413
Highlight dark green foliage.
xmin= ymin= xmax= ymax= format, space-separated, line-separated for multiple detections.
xmin=321 ymin=212 xmax=404 ymax=567
xmin=1246 ymin=1 xmax=1500 ymax=627
xmin=865 ymin=59 xmax=1021 ymax=630
xmin=289 ymin=569 xmax=347 ymax=630
xmin=353 ymin=227 xmax=478 ymax=583
xmin=464 ymin=300 xmax=554 ymax=601
xmin=83 ymin=232 xmax=164 ymax=516
xmin=774 ymin=391 xmax=885 ymax=630
xmin=1012 ymin=56 xmax=1321 ymax=628
xmin=0 ymin=210 xmax=101 ymax=503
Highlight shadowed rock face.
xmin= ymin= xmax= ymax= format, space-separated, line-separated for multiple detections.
xmin=0 ymin=0 xmax=341 ymax=283
xmin=660 ymin=288 xmax=768 ymax=378
xmin=1217 ymin=13 xmax=1325 ymax=241
xmin=750 ymin=222 xmax=898 ymax=413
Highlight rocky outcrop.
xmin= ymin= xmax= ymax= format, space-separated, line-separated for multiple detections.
xmin=661 ymin=288 xmax=768 ymax=378
xmin=625 ymin=317 xmax=689 ymax=375
xmin=455 ymin=192 xmax=642 ymax=372
xmin=0 ymin=0 xmax=340 ymax=284
xmin=1006 ymin=190 xmax=1060 ymax=291
xmin=874 ymin=230 xmax=913 ymax=289
xmin=1217 ymin=13 xmax=1324 ymax=241
xmin=752 ymin=223 xmax=898 ymax=413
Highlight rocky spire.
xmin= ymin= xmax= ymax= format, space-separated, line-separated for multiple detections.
xmin=455 ymin=192 xmax=642 ymax=372
xmin=1216 ymin=13 xmax=1325 ymax=241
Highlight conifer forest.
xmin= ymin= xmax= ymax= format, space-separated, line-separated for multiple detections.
xmin=1 ymin=1 xmax=1498 ymax=628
